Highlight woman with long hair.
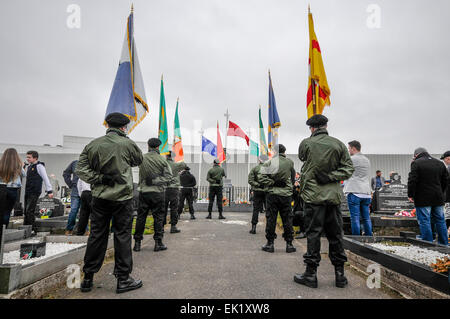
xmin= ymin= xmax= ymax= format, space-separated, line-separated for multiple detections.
xmin=0 ymin=148 xmax=26 ymax=229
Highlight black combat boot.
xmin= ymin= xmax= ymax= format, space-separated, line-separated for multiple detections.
xmin=335 ymin=265 xmax=348 ymax=288
xmin=133 ymin=240 xmax=141 ymax=252
xmin=218 ymin=213 xmax=226 ymax=219
xmin=286 ymin=240 xmax=296 ymax=253
xmin=261 ymin=240 xmax=274 ymax=253
xmin=80 ymin=273 xmax=94 ymax=293
xmin=170 ymin=225 xmax=181 ymax=233
xmin=154 ymin=239 xmax=167 ymax=251
xmin=294 ymin=264 xmax=318 ymax=288
xmin=190 ymin=214 xmax=196 ymax=220
xmin=206 ymin=213 xmax=212 ymax=219
xmin=249 ymin=224 xmax=256 ymax=234
xmin=116 ymin=275 xmax=143 ymax=294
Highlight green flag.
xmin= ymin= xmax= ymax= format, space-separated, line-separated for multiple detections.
xmin=249 ymin=139 xmax=259 ymax=156
xmin=158 ymin=76 xmax=170 ymax=155
xmin=259 ymin=106 xmax=269 ymax=156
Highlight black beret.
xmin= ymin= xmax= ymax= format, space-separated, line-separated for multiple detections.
xmin=148 ymin=138 xmax=162 ymax=148
xmin=184 ymin=166 xmax=191 ymax=171
xmin=105 ymin=112 xmax=130 ymax=128
xmin=441 ymin=151 xmax=450 ymax=159
xmin=274 ymin=144 xmax=286 ymax=154
xmin=306 ymin=114 xmax=328 ymax=128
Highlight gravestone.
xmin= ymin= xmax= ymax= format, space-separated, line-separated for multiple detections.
xmin=34 ymin=197 xmax=65 ymax=218
xmin=375 ymin=181 xmax=414 ymax=214
xmin=339 ymin=187 xmax=349 ymax=212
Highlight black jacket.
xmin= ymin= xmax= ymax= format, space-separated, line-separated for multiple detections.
xmin=63 ymin=160 xmax=79 ymax=197
xmin=446 ymin=165 xmax=450 ymax=203
xmin=407 ymin=153 xmax=448 ymax=207
xmin=180 ymin=171 xmax=196 ymax=188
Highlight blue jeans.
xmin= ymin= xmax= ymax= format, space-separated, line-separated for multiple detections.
xmin=66 ymin=195 xmax=81 ymax=231
xmin=347 ymin=193 xmax=373 ymax=236
xmin=415 ymin=206 xmax=448 ymax=246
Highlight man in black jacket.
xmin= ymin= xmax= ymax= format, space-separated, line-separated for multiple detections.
xmin=407 ymin=147 xmax=448 ymax=245
xmin=63 ymin=160 xmax=80 ymax=235
xmin=178 ymin=167 xmax=197 ymax=219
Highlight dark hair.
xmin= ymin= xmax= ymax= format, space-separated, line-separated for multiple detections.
xmin=376 ymin=170 xmax=381 ymax=173
xmin=26 ymin=150 xmax=39 ymax=159
xmin=348 ymin=140 xmax=361 ymax=152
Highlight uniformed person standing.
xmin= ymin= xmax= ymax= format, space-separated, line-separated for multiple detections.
xmin=133 ymin=138 xmax=172 ymax=252
xmin=294 ymin=115 xmax=354 ymax=289
xmin=75 ymin=113 xmax=143 ymax=294
xmin=248 ymin=154 xmax=269 ymax=234
xmin=163 ymin=151 xmax=186 ymax=233
xmin=178 ymin=166 xmax=197 ymax=219
xmin=258 ymin=144 xmax=296 ymax=253
xmin=206 ymin=159 xmax=226 ymax=219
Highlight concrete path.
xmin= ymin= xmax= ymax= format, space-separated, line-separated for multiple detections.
xmin=52 ymin=212 xmax=394 ymax=299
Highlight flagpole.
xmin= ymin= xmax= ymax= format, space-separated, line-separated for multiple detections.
xmin=198 ymin=128 xmax=204 ymax=191
xmin=223 ymin=108 xmax=230 ymax=175
xmin=247 ymin=127 xmax=251 ymax=202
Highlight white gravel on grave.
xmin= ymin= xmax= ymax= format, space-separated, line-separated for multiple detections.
xmin=220 ymin=220 xmax=248 ymax=226
xmin=2 ymin=243 xmax=85 ymax=265
xmin=369 ymin=243 xmax=449 ymax=266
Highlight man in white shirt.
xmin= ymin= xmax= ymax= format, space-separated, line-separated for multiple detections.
xmin=343 ymin=141 xmax=373 ymax=236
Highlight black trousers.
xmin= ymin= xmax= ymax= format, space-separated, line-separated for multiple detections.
xmin=251 ymin=191 xmax=266 ymax=225
xmin=83 ymin=197 xmax=133 ymax=277
xmin=24 ymin=193 xmax=40 ymax=231
xmin=164 ymin=188 xmax=179 ymax=226
xmin=178 ymin=188 xmax=195 ymax=215
xmin=208 ymin=186 xmax=223 ymax=214
xmin=303 ymin=203 xmax=347 ymax=268
xmin=134 ymin=192 xmax=165 ymax=241
xmin=265 ymin=194 xmax=294 ymax=242
xmin=75 ymin=191 xmax=92 ymax=236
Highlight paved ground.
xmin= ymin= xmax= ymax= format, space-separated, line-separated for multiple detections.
xmin=52 ymin=212 xmax=395 ymax=299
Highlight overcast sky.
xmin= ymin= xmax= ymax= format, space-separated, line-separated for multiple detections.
xmin=0 ymin=0 xmax=449 ymax=154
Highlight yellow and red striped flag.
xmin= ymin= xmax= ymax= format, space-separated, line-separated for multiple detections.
xmin=306 ymin=7 xmax=331 ymax=119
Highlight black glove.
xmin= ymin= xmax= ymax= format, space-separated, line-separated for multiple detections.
xmin=101 ymin=174 xmax=115 ymax=187
xmin=273 ymin=180 xmax=287 ymax=187
xmin=113 ymin=174 xmax=127 ymax=185
xmin=315 ymin=171 xmax=333 ymax=185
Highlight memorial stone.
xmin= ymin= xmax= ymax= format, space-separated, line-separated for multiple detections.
xmin=375 ymin=177 xmax=414 ymax=214
xmin=34 ymin=197 xmax=65 ymax=218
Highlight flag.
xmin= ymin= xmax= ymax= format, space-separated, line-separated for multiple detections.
xmin=172 ymin=98 xmax=184 ymax=162
xmin=249 ymin=139 xmax=259 ymax=156
xmin=104 ymin=7 xmax=148 ymax=133
xmin=227 ymin=120 xmax=249 ymax=146
xmin=158 ymin=76 xmax=169 ymax=155
xmin=258 ymin=106 xmax=269 ymax=156
xmin=217 ymin=122 xmax=225 ymax=163
xmin=201 ymin=136 xmax=217 ymax=157
xmin=307 ymin=7 xmax=331 ymax=119
xmin=268 ymin=71 xmax=280 ymax=151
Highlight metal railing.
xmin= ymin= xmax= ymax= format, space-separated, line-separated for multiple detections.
xmin=196 ymin=185 xmax=250 ymax=205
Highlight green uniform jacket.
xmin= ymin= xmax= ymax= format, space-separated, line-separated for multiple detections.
xmin=206 ymin=164 xmax=226 ymax=186
xmin=298 ymin=128 xmax=354 ymax=205
xmin=139 ymin=149 xmax=173 ymax=193
xmin=248 ymin=163 xmax=267 ymax=192
xmin=75 ymin=128 xmax=143 ymax=201
xmin=257 ymin=154 xmax=295 ymax=197
xmin=167 ymin=159 xmax=187 ymax=188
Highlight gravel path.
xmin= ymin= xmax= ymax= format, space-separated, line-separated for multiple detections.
xmin=369 ymin=243 xmax=449 ymax=266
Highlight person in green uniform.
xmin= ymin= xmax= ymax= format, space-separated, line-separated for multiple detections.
xmin=258 ymin=144 xmax=296 ymax=253
xmin=248 ymin=154 xmax=269 ymax=234
xmin=133 ymin=138 xmax=173 ymax=252
xmin=75 ymin=113 xmax=143 ymax=294
xmin=164 ymin=151 xmax=187 ymax=233
xmin=294 ymin=114 xmax=354 ymax=289
xmin=206 ymin=159 xmax=226 ymax=219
